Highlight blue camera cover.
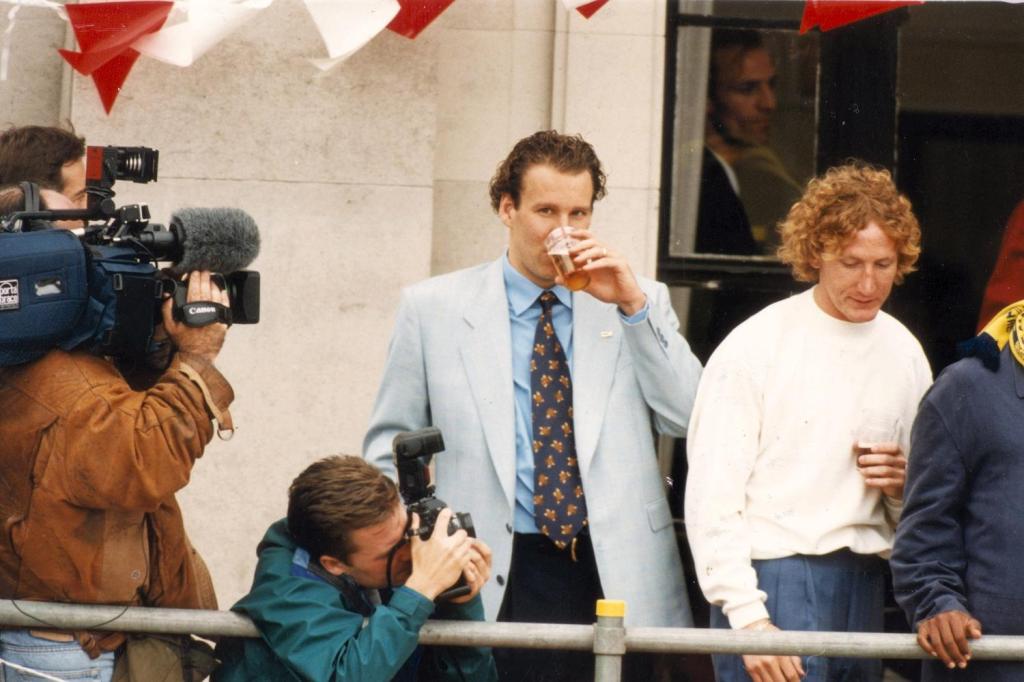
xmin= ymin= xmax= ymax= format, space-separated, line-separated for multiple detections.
xmin=0 ymin=230 xmax=88 ymax=365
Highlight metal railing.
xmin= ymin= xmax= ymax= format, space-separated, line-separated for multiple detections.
xmin=4 ymin=599 xmax=1024 ymax=682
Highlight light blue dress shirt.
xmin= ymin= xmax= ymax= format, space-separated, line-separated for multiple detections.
xmin=502 ymin=254 xmax=648 ymax=533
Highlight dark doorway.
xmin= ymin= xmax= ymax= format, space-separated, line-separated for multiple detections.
xmin=889 ymin=113 xmax=1024 ymax=372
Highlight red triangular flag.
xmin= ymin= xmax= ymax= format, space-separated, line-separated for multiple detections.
xmin=90 ymin=51 xmax=142 ymax=115
xmin=576 ymin=0 xmax=610 ymax=19
xmin=387 ymin=0 xmax=457 ymax=39
xmin=58 ymin=1 xmax=172 ymax=113
xmin=800 ymin=0 xmax=923 ymax=34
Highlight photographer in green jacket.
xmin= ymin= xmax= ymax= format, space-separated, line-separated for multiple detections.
xmin=214 ymin=455 xmax=496 ymax=681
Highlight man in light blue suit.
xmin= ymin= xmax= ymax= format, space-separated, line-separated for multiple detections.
xmin=364 ymin=130 xmax=702 ymax=682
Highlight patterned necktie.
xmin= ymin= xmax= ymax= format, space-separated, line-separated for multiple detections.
xmin=531 ymin=291 xmax=587 ymax=548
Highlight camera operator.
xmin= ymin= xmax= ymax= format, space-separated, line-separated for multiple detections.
xmin=214 ymin=455 xmax=497 ymax=682
xmin=0 ymin=233 xmax=234 ymax=682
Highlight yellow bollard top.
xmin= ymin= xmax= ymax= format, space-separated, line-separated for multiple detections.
xmin=596 ymin=599 xmax=626 ymax=618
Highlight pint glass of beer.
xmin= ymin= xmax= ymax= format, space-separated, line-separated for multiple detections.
xmin=854 ymin=412 xmax=900 ymax=463
xmin=544 ymin=226 xmax=590 ymax=291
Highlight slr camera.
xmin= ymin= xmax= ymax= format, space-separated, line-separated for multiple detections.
xmin=393 ymin=427 xmax=475 ymax=600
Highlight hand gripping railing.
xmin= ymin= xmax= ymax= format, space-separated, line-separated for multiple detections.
xmin=5 ymin=599 xmax=1024 ymax=682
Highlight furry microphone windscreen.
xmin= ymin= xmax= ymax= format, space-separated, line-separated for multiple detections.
xmin=168 ymin=207 xmax=260 ymax=275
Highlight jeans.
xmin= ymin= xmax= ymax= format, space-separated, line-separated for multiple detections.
xmin=0 ymin=630 xmax=114 ymax=682
xmin=710 ymin=549 xmax=886 ymax=682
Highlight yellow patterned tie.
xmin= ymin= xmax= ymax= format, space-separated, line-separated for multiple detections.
xmin=530 ymin=292 xmax=587 ymax=549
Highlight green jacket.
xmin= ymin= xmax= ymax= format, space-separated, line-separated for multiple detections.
xmin=213 ymin=519 xmax=497 ymax=682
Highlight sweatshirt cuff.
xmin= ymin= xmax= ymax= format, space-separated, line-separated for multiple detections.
xmin=727 ymin=600 xmax=771 ymax=630
xmin=174 ymin=352 xmax=235 ymax=434
xmin=883 ymin=496 xmax=903 ymax=525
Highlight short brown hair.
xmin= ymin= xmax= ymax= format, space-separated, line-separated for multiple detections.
xmin=287 ymin=455 xmax=400 ymax=561
xmin=0 ymin=185 xmax=27 ymax=217
xmin=777 ymin=162 xmax=921 ymax=283
xmin=489 ymin=130 xmax=607 ymax=211
xmin=0 ymin=125 xmax=85 ymax=191
xmin=0 ymin=184 xmax=56 ymax=226
xmin=708 ymin=29 xmax=768 ymax=102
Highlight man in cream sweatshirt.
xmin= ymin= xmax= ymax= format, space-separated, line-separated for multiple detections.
xmin=685 ymin=163 xmax=932 ymax=682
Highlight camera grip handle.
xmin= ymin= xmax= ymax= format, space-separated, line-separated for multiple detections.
xmin=436 ymin=578 xmax=472 ymax=602
xmin=171 ymin=276 xmax=233 ymax=327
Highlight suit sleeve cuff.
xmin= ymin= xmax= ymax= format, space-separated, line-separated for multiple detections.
xmin=618 ymin=300 xmax=650 ymax=325
xmin=917 ymin=595 xmax=970 ymax=628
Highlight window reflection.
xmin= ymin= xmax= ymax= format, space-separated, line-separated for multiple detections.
xmin=696 ymin=29 xmax=815 ymax=257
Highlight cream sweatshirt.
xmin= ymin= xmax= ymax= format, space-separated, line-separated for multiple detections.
xmin=685 ymin=288 xmax=932 ymax=629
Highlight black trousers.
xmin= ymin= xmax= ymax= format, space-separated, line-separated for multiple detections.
xmin=495 ymin=532 xmax=601 ymax=682
xmin=495 ymin=533 xmax=654 ymax=682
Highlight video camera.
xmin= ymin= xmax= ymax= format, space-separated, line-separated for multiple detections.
xmin=393 ymin=427 xmax=475 ymax=601
xmin=0 ymin=146 xmax=260 ymax=366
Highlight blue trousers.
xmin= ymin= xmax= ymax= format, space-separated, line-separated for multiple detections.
xmin=0 ymin=630 xmax=114 ymax=682
xmin=710 ymin=549 xmax=885 ymax=682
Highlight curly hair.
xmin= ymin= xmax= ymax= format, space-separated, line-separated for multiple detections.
xmin=489 ymin=130 xmax=607 ymax=211
xmin=777 ymin=162 xmax=921 ymax=283
xmin=287 ymin=455 xmax=399 ymax=562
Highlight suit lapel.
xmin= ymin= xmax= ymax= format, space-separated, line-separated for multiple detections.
xmin=571 ymin=293 xmax=621 ymax=478
xmin=459 ymin=259 xmax=517 ymax=510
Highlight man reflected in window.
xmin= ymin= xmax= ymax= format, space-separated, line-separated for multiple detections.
xmin=699 ymin=29 xmax=803 ymax=255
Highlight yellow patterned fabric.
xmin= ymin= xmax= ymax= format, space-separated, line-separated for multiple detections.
xmin=530 ymin=292 xmax=587 ymax=549
xmin=977 ymin=300 xmax=1024 ymax=368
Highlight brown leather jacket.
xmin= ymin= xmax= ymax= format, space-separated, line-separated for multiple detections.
xmin=0 ymin=349 xmax=232 ymax=653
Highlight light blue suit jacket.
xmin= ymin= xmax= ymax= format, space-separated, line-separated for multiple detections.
xmin=363 ymin=257 xmax=702 ymax=627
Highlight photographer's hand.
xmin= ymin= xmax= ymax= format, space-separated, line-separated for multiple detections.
xmin=403 ymin=510 xmax=474 ymax=601
xmin=449 ymin=539 xmax=493 ymax=604
xmin=163 ymin=270 xmax=229 ymax=364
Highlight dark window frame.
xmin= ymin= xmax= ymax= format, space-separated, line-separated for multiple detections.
xmin=657 ymin=2 xmax=904 ymax=291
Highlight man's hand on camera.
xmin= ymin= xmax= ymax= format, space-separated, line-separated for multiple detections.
xmin=403 ymin=509 xmax=474 ymax=601
xmin=449 ymin=539 xmax=493 ymax=604
xmin=163 ymin=270 xmax=229 ymax=364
